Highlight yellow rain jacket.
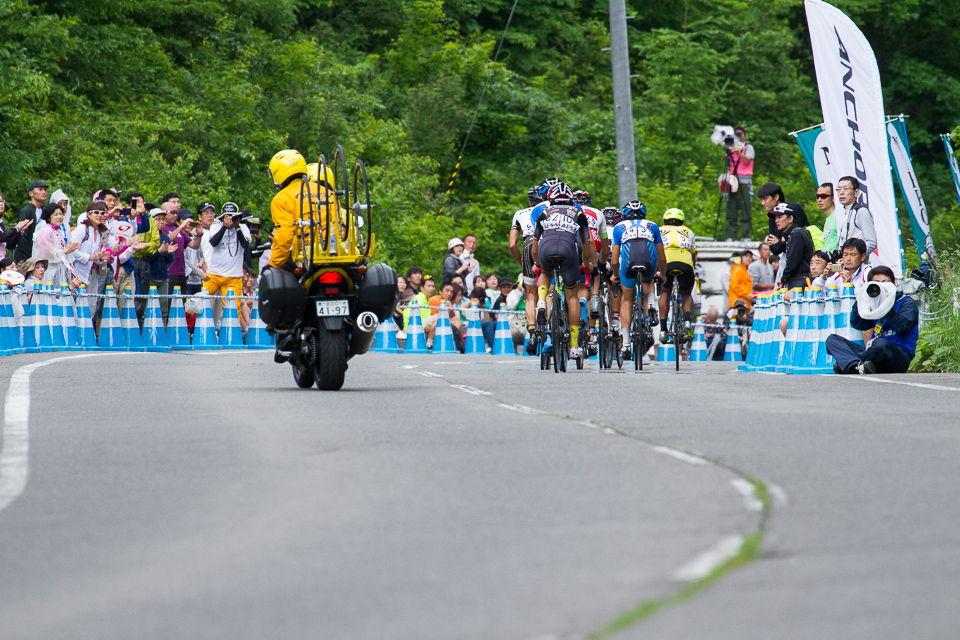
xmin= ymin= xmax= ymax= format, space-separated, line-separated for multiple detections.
xmin=270 ymin=178 xmax=339 ymax=269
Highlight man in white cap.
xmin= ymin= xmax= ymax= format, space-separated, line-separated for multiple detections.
xmin=201 ymin=202 xmax=251 ymax=325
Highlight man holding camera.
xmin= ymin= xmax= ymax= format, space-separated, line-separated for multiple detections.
xmin=723 ymin=125 xmax=755 ymax=241
xmin=826 ymin=266 xmax=918 ymax=374
xmin=202 ymin=202 xmax=251 ymax=318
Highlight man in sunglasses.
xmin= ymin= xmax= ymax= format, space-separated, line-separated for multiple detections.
xmin=816 ymin=182 xmax=838 ymax=254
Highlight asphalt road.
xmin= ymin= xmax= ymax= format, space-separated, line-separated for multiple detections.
xmin=0 ymin=351 xmax=957 ymax=639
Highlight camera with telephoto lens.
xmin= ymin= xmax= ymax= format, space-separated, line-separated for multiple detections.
xmin=866 ymin=282 xmax=882 ymax=298
xmin=711 ymin=125 xmax=738 ymax=149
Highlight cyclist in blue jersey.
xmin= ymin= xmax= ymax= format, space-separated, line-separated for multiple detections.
xmin=610 ymin=200 xmax=667 ymax=361
xmin=532 ymin=182 xmax=597 ymax=359
xmin=510 ymin=186 xmax=545 ymax=354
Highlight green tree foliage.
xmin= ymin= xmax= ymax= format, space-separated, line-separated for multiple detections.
xmin=0 ymin=0 xmax=958 ymax=279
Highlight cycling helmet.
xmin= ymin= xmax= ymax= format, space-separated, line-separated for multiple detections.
xmin=602 ymin=206 xmax=622 ymax=226
xmin=621 ymin=200 xmax=647 ymax=220
xmin=663 ymin=208 xmax=685 ymax=224
xmin=527 ymin=186 xmax=543 ymax=204
xmin=537 ymin=177 xmax=561 ymax=199
xmin=547 ymin=182 xmax=575 ymax=205
xmin=573 ymin=190 xmax=592 ymax=206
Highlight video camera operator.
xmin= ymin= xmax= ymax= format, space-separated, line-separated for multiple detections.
xmin=714 ymin=125 xmax=755 ymax=241
xmin=825 ymin=266 xmax=918 ymax=374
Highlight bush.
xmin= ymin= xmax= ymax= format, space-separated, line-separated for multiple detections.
xmin=910 ymin=251 xmax=960 ymax=373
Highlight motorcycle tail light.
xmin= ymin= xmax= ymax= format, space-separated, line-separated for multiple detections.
xmin=318 ymin=271 xmax=344 ymax=284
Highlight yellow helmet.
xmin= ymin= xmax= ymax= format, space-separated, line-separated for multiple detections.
xmin=269 ymin=149 xmax=307 ymax=187
xmin=663 ymin=208 xmax=685 ymax=223
xmin=306 ymin=162 xmax=336 ymax=190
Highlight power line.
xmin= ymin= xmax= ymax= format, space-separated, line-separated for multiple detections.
xmin=438 ymin=0 xmax=520 ymax=215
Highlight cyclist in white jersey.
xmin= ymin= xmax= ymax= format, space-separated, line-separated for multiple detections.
xmin=510 ymin=186 xmax=545 ymax=354
xmin=573 ymin=190 xmax=609 ymax=356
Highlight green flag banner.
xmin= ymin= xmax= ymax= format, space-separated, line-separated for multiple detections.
xmin=943 ymin=134 xmax=960 ymax=211
xmin=887 ymin=117 xmax=935 ymax=262
xmin=792 ymin=125 xmax=836 ymax=188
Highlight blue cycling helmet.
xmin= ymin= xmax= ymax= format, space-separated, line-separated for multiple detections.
xmin=527 ymin=186 xmax=542 ymax=204
xmin=621 ymin=200 xmax=647 ymax=220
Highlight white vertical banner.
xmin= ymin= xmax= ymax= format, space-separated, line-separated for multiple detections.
xmin=805 ymin=0 xmax=902 ymax=277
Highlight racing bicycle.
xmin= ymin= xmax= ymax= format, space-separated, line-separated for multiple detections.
xmin=627 ymin=266 xmax=656 ymax=371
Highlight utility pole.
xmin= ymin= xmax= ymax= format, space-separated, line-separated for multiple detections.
xmin=608 ymin=0 xmax=637 ymax=206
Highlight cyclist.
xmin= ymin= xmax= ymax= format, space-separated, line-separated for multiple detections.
xmin=658 ymin=208 xmax=697 ymax=343
xmin=532 ymin=182 xmax=597 ymax=360
xmin=573 ymin=190 xmax=609 ymax=356
xmin=510 ymin=186 xmax=545 ymax=355
xmin=610 ymin=200 xmax=667 ymax=361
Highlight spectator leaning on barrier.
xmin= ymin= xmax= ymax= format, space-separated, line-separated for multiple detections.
xmin=14 ymin=180 xmax=48 ymax=263
xmin=163 ymin=205 xmax=192 ymax=295
xmin=826 ymin=266 xmax=917 ymax=374
xmin=817 ymin=183 xmax=838 ymax=254
xmin=834 ymin=176 xmax=877 ymax=263
xmin=492 ymin=277 xmax=525 ymax=351
xmin=147 ymin=208 xmax=176 ymax=321
xmin=729 ymin=249 xmax=754 ymax=310
xmin=767 ymin=203 xmax=813 ymax=290
xmin=424 ymin=281 xmax=463 ymax=349
xmin=33 ymin=202 xmax=80 ymax=288
xmin=240 ymin=267 xmax=256 ymax=332
xmin=809 ymin=250 xmax=833 ymax=288
xmin=202 ymin=202 xmax=251 ymax=316
xmin=749 ymin=242 xmax=776 ymax=292
xmin=125 ymin=192 xmax=160 ymax=321
xmin=0 ymin=191 xmax=32 ymax=260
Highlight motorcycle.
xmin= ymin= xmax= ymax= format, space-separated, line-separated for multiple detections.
xmin=259 ymin=146 xmax=397 ymax=390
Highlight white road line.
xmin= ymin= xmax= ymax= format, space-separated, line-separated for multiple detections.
xmin=497 ymin=403 xmax=545 ymax=415
xmin=0 ymin=354 xmax=115 ymax=514
xmin=652 ymin=446 xmax=709 ymax=465
xmin=416 ymin=371 xmax=444 ymax=378
xmin=402 ymin=365 xmax=419 ymax=369
xmin=672 ymin=535 xmax=744 ymax=582
xmin=450 ymin=385 xmax=492 ymax=396
xmin=853 ymin=377 xmax=960 ymax=392
xmin=769 ymin=484 xmax=788 ymax=507
xmin=731 ymin=478 xmax=764 ymax=511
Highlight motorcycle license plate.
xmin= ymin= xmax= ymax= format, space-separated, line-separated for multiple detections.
xmin=316 ymin=300 xmax=349 ymax=317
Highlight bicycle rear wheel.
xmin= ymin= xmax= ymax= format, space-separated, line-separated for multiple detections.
xmin=550 ymin=301 xmax=562 ymax=373
xmin=597 ymin=293 xmax=607 ymax=369
xmin=634 ymin=290 xmax=644 ymax=371
xmin=672 ymin=281 xmax=682 ymax=371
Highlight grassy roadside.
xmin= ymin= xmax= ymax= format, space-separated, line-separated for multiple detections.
xmin=910 ymin=251 xmax=960 ymax=373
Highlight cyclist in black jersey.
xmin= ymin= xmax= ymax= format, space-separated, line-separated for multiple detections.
xmin=532 ymin=183 xmax=597 ymax=359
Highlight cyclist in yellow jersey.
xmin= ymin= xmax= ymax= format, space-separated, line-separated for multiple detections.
xmin=658 ymin=208 xmax=697 ymax=341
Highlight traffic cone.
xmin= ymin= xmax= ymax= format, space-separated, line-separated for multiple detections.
xmin=403 ymin=299 xmax=428 ymax=354
xmin=464 ymin=301 xmax=485 ymax=355
xmin=689 ymin=316 xmax=708 ymax=362
xmin=218 ymin=291 xmax=243 ymax=349
xmin=775 ymin=288 xmax=802 ymax=373
xmin=191 ymin=293 xmax=219 ymax=350
xmin=244 ymin=299 xmax=273 ymax=349
xmin=1 ymin=285 xmax=23 ymax=355
xmin=656 ymin=338 xmax=676 ymax=362
xmin=373 ymin=314 xmax=399 ymax=353
xmin=839 ymin=282 xmax=864 ymax=347
xmin=815 ymin=285 xmax=840 ymax=372
xmin=739 ymin=297 xmax=763 ymax=371
xmin=166 ymin=287 xmax=192 ymax=350
xmin=97 ymin=286 xmax=126 ymax=351
xmin=58 ymin=283 xmax=81 ymax=351
xmin=142 ymin=287 xmax=169 ymax=352
xmin=75 ymin=285 xmax=98 ymax=350
xmin=724 ymin=319 xmax=743 ymax=362
xmin=491 ymin=304 xmax=515 ymax=356
xmin=46 ymin=283 xmax=67 ymax=351
xmin=35 ymin=283 xmax=54 ymax=353
xmin=119 ymin=287 xmax=144 ymax=351
xmin=0 ymin=285 xmax=12 ymax=356
xmin=433 ymin=302 xmax=457 ymax=354
xmin=19 ymin=284 xmax=40 ymax=354
xmin=789 ymin=289 xmax=815 ymax=372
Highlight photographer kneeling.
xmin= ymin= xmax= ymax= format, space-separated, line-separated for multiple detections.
xmin=825 ymin=266 xmax=918 ymax=375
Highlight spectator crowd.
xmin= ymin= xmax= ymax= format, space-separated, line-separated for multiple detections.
xmin=0 ymin=180 xmax=272 ymax=339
